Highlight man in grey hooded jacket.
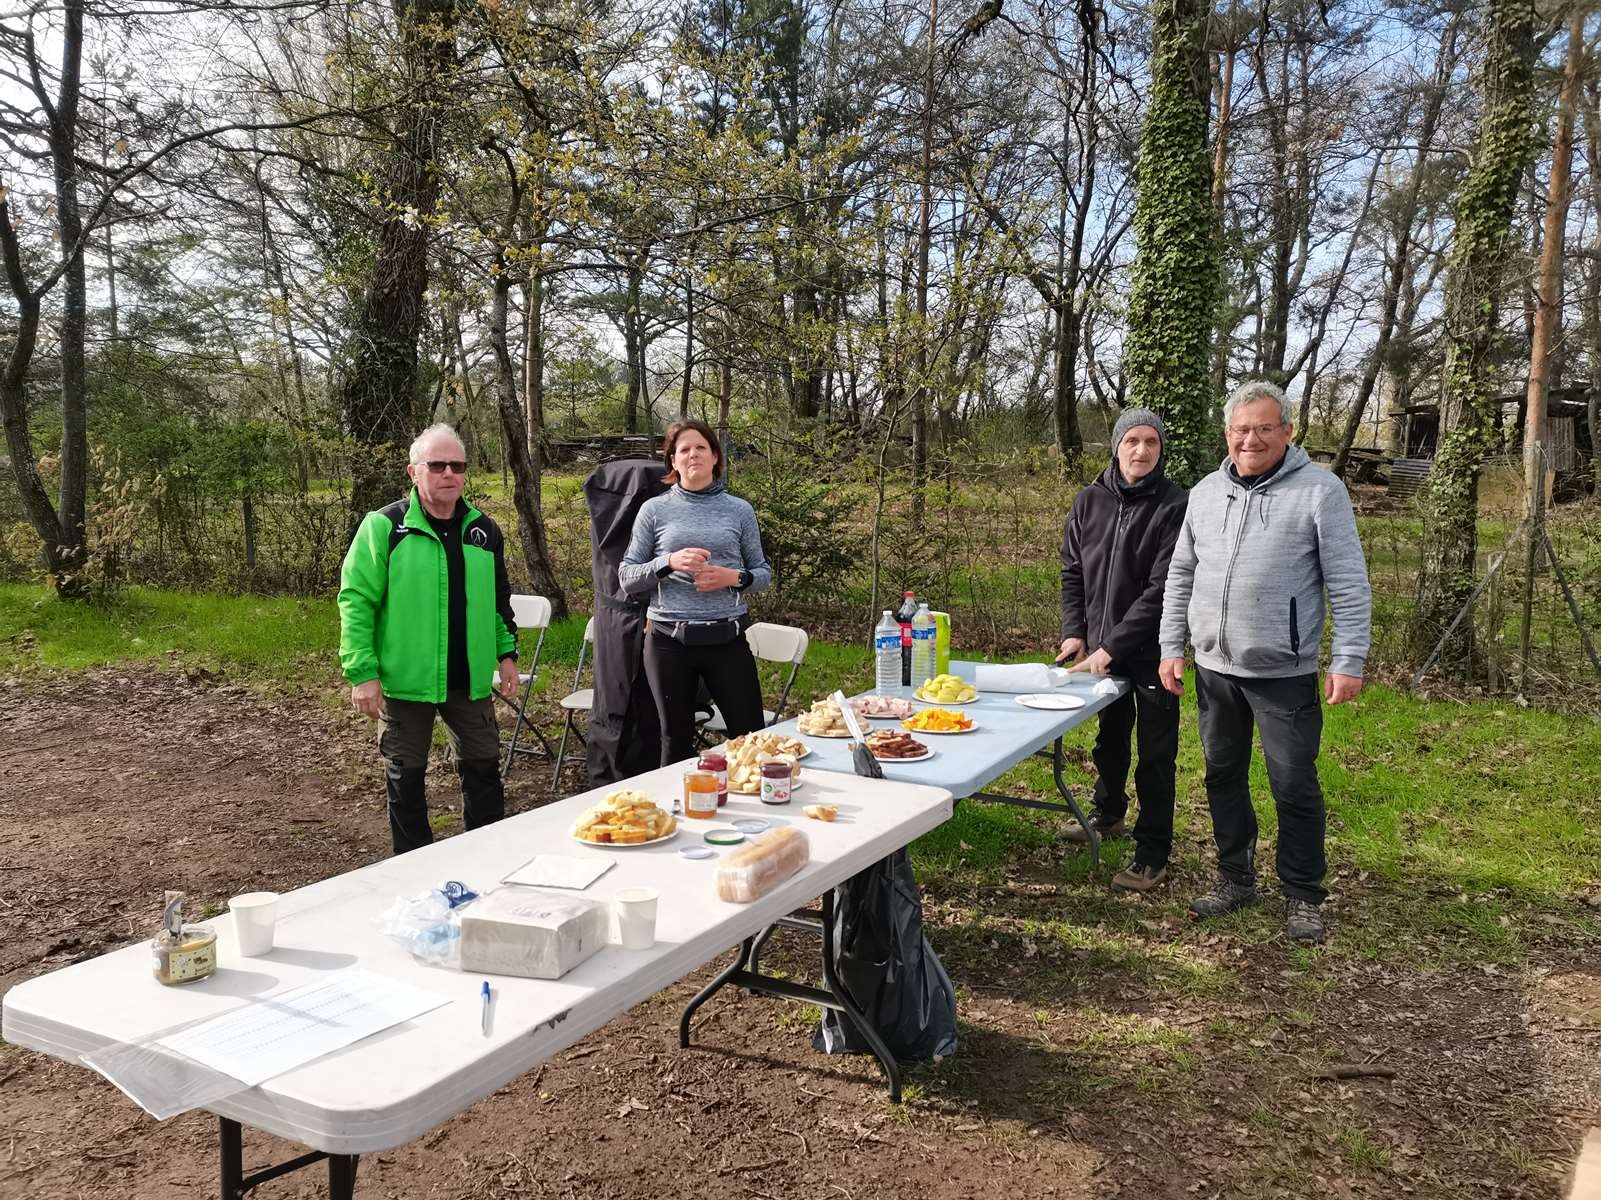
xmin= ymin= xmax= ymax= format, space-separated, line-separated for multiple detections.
xmin=1158 ymin=380 xmax=1372 ymax=944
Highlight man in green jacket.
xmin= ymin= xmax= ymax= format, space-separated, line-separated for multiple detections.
xmin=338 ymin=423 xmax=521 ymax=855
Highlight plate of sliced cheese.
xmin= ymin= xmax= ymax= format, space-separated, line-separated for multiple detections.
xmin=797 ymin=698 xmax=857 ymax=737
xmin=571 ymin=788 xmax=679 ymax=846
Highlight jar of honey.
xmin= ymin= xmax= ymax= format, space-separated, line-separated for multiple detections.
xmin=759 ymin=759 xmax=793 ymax=806
xmin=683 ymin=770 xmax=720 ymax=819
xmin=151 ymin=891 xmax=218 ymax=986
xmin=697 ymin=752 xmax=728 ymax=807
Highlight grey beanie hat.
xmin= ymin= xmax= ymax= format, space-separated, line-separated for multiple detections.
xmin=1111 ymin=407 xmax=1165 ymax=453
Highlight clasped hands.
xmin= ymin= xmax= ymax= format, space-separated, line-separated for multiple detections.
xmin=669 ymin=547 xmax=741 ymax=592
xmin=1056 ymin=637 xmax=1111 ymax=675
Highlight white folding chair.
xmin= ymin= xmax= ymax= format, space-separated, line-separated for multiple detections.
xmin=552 ymin=618 xmax=596 ymax=787
xmin=701 ymin=621 xmax=810 ymax=736
xmin=498 ymin=594 xmax=554 ymax=778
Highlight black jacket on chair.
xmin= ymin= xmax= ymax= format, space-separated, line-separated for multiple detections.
xmin=1060 ymin=463 xmax=1188 ymax=671
xmin=584 ymin=457 xmax=669 ymax=786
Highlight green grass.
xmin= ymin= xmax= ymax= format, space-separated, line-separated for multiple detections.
xmin=1 ymin=584 xmax=340 ymax=678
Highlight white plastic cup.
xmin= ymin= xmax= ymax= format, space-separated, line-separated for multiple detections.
xmin=229 ymin=892 xmax=280 ymax=956
xmin=615 ymin=888 xmax=658 ymax=951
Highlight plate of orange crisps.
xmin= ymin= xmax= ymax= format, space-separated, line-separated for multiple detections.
xmin=901 ymin=708 xmax=976 ymax=734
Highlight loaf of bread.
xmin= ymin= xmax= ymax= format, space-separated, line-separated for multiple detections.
xmin=715 ymin=826 xmax=810 ymax=903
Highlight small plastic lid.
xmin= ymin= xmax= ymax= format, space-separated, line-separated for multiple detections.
xmin=679 ymin=845 xmax=716 ymax=860
xmin=704 ymin=828 xmax=745 ymax=846
xmin=730 ymin=818 xmax=770 ymax=834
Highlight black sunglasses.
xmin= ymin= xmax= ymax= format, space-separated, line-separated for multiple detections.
xmin=421 ymin=460 xmax=468 ymax=475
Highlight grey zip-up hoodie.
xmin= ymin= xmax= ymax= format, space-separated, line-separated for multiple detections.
xmin=1159 ymin=444 xmax=1371 ymax=679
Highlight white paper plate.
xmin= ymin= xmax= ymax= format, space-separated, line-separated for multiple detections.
xmin=570 ymin=826 xmax=679 ymax=849
xmin=911 ymin=691 xmax=981 ymax=707
xmin=869 ymin=745 xmax=937 ymax=763
xmin=1015 ymin=693 xmax=1086 ymax=711
xmin=796 ymin=725 xmax=859 ymax=738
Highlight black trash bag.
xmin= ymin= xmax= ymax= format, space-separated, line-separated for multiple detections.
xmin=813 ymin=848 xmax=958 ymax=1061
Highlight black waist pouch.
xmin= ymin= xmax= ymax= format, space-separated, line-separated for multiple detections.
xmin=657 ymin=616 xmax=745 ymax=646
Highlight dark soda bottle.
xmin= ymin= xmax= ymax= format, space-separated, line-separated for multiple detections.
xmin=896 ymin=590 xmax=917 ymax=687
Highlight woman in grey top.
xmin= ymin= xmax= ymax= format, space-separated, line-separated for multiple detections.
xmin=619 ymin=419 xmax=772 ymax=764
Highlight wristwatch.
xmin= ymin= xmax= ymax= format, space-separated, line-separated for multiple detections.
xmin=735 ymin=569 xmax=754 ymax=591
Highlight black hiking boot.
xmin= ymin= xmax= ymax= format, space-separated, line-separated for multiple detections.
xmin=1285 ymin=898 xmax=1327 ymax=944
xmin=1188 ymin=876 xmax=1259 ymax=920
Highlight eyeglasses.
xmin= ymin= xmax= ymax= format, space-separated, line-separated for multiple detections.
xmin=419 ymin=460 xmax=468 ymax=475
xmin=1226 ymin=423 xmax=1285 ymax=440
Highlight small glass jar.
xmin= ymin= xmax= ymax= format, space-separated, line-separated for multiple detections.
xmin=683 ymin=770 xmax=720 ymax=819
xmin=697 ymin=752 xmax=728 ymax=807
xmin=759 ymin=760 xmax=793 ymax=806
xmin=152 ymin=922 xmax=218 ymax=986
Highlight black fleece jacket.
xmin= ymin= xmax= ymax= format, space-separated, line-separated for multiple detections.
xmin=1060 ymin=463 xmax=1189 ymax=670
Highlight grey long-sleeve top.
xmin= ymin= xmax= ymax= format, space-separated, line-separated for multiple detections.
xmin=618 ymin=482 xmax=772 ymax=623
xmin=1159 ymin=444 xmax=1372 ymax=678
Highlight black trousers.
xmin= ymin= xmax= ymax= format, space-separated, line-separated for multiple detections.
xmin=378 ymin=691 xmax=505 ymax=856
xmin=643 ymin=626 xmax=765 ymax=764
xmin=1089 ymin=661 xmax=1180 ymax=868
xmin=1194 ymin=666 xmax=1326 ymax=904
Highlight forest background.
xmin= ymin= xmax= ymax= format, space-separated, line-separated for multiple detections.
xmin=1 ymin=0 xmax=1598 ymax=700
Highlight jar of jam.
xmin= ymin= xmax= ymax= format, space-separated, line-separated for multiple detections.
xmin=759 ymin=759 xmax=793 ymax=806
xmin=697 ymin=752 xmax=728 ymax=807
xmin=683 ymin=770 xmax=720 ymax=819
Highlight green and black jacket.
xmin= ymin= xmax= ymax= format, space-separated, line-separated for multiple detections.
xmin=338 ymin=491 xmax=518 ymax=702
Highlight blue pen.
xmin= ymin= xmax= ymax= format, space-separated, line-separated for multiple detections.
xmin=480 ymin=981 xmax=491 ymax=1036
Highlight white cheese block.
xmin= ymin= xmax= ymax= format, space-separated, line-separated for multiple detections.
xmin=459 ymin=888 xmax=609 ymax=979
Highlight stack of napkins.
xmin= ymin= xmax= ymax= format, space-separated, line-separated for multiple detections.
xmin=460 ymin=889 xmax=608 ymax=979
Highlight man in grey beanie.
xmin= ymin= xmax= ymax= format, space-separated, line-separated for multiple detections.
xmin=1057 ymin=407 xmax=1188 ymax=890
xmin=1159 ymin=381 xmax=1371 ymax=944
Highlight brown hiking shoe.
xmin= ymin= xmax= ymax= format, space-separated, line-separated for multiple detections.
xmin=1063 ymin=813 xmax=1126 ymax=843
xmin=1112 ymin=862 xmax=1169 ymax=892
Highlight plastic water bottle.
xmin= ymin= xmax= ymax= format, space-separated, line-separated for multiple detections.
xmin=874 ymin=611 xmax=902 ymax=693
xmin=910 ymin=603 xmax=936 ymax=690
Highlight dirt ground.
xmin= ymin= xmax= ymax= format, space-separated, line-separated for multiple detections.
xmin=1 ymin=666 xmax=1597 ymax=1200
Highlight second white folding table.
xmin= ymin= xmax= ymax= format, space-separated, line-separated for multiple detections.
xmin=766 ymin=664 xmax=1129 ymax=859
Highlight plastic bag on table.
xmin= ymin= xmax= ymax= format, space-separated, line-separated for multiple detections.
xmin=82 ymin=1024 xmax=250 ymax=1120
xmin=376 ymin=880 xmax=480 ymax=967
xmin=813 ymin=848 xmax=957 ymax=1061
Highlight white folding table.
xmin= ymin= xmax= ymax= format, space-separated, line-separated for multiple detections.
xmin=765 ymin=666 xmax=1128 ymax=858
xmin=2 ymin=766 xmax=951 ymax=1199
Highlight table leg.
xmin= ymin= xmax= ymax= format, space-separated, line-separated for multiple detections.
xmin=329 ymin=1153 xmax=360 ymax=1199
xmin=220 ymin=1117 xmax=243 ymax=1199
xmin=217 ymin=1114 xmax=340 ymax=1199
xmin=1052 ymin=737 xmax=1100 ymax=865
xmin=679 ymin=934 xmax=755 ymax=1047
xmin=969 ymin=738 xmax=1100 ymax=866
xmin=816 ymin=889 xmax=903 ymax=1103
xmin=675 ymin=893 xmax=904 ymax=1101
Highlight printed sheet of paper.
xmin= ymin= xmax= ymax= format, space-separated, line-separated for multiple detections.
xmin=501 ymin=854 xmax=614 ymax=891
xmin=156 ymin=968 xmax=449 ymax=1087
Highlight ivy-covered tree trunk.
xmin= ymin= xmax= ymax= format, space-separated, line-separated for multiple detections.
xmin=336 ymin=0 xmax=455 ymax=532
xmin=1409 ymin=0 xmax=1538 ymax=670
xmin=1123 ymin=0 xmax=1220 ymax=485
